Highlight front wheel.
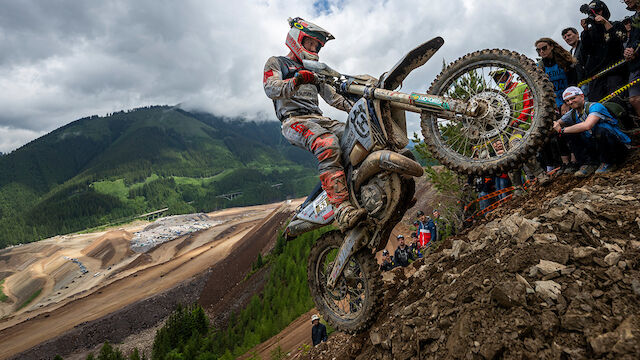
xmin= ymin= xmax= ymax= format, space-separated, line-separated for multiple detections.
xmin=307 ymin=231 xmax=382 ymax=333
xmin=421 ymin=49 xmax=556 ymax=175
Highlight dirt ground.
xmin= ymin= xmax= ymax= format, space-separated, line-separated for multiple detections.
xmin=298 ymin=154 xmax=640 ymax=359
xmin=0 ymin=201 xmax=300 ymax=360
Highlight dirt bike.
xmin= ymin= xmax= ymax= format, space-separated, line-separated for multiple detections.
xmin=284 ymin=37 xmax=555 ymax=333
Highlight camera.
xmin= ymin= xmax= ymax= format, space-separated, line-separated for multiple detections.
xmin=580 ymin=3 xmax=596 ymax=26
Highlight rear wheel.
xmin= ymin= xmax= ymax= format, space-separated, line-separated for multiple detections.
xmin=421 ymin=49 xmax=556 ymax=175
xmin=307 ymin=231 xmax=382 ymax=333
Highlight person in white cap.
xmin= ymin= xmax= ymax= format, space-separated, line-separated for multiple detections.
xmin=311 ymin=314 xmax=327 ymax=346
xmin=552 ymin=86 xmax=631 ymax=176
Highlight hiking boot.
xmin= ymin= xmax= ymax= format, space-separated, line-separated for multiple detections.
xmin=595 ymin=163 xmax=617 ymax=175
xmin=574 ymin=164 xmax=598 ymax=178
xmin=335 ymin=201 xmax=366 ymax=231
xmin=557 ymin=162 xmax=578 ymax=176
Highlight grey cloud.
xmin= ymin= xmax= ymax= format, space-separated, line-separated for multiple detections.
xmin=0 ymin=0 xmax=634 ymax=152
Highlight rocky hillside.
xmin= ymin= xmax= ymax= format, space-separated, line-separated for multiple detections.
xmin=304 ymin=154 xmax=640 ymax=359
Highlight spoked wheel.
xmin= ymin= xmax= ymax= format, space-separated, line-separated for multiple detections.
xmin=308 ymin=230 xmax=382 ymax=333
xmin=421 ymin=49 xmax=556 ymax=175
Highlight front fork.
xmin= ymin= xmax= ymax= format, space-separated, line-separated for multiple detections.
xmin=327 ymin=226 xmax=368 ymax=289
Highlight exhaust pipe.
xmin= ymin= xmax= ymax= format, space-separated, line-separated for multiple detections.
xmin=353 ymin=150 xmax=424 ymax=190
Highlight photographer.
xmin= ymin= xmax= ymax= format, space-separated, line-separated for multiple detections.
xmin=578 ymin=1 xmax=628 ymax=102
xmin=623 ymin=0 xmax=640 ymax=118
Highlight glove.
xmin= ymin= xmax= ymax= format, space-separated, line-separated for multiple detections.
xmin=294 ymin=70 xmax=315 ymax=86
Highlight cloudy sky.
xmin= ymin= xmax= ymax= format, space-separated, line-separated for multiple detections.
xmin=0 ymin=0 xmax=631 ymax=153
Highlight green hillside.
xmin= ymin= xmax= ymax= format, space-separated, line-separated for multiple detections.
xmin=0 ymin=106 xmax=317 ymax=248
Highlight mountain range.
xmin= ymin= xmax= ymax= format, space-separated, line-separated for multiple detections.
xmin=0 ymin=106 xmax=317 ymax=248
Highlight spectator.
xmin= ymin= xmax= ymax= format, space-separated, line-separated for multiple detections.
xmin=409 ymin=233 xmax=423 ymax=259
xmin=394 ymin=234 xmax=414 ymax=267
xmin=311 ymin=314 xmax=328 ymax=346
xmin=623 ymin=0 xmax=640 ymax=119
xmin=380 ymin=249 xmax=395 ymax=271
xmin=475 ymin=176 xmax=495 ymax=208
xmin=578 ymin=0 xmax=627 ymax=102
xmin=432 ymin=209 xmax=449 ymax=242
xmin=494 ymin=173 xmax=511 ymax=200
xmin=562 ymin=27 xmax=587 ymax=92
xmin=553 ymin=86 xmax=631 ymax=176
xmin=414 ymin=211 xmax=432 ymax=247
xmin=535 ymin=37 xmax=578 ymax=109
xmin=562 ymin=27 xmax=582 ymax=58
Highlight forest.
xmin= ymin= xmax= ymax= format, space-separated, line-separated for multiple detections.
xmin=0 ymin=106 xmax=317 ymax=248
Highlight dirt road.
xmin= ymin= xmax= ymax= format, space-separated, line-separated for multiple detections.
xmin=0 ymin=202 xmax=291 ymax=359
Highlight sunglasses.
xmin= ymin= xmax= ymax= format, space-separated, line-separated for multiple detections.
xmin=536 ymin=45 xmax=549 ymax=53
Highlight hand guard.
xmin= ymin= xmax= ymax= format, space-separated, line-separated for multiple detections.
xmin=294 ymin=70 xmax=316 ymax=86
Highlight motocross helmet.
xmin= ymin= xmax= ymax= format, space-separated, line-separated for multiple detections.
xmin=490 ymin=69 xmax=514 ymax=91
xmin=286 ymin=17 xmax=334 ymax=62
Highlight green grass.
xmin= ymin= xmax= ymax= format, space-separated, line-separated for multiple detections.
xmin=0 ymin=279 xmax=8 ymax=302
xmin=17 ymin=288 xmax=41 ymax=310
xmin=92 ymin=179 xmax=129 ymax=200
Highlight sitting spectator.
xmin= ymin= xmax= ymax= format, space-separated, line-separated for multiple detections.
xmin=623 ymin=0 xmax=640 ymax=119
xmin=535 ymin=37 xmax=578 ymax=110
xmin=311 ymin=314 xmax=328 ymax=346
xmin=578 ymin=0 xmax=627 ymax=102
xmin=553 ymin=86 xmax=631 ymax=176
xmin=394 ymin=234 xmax=414 ymax=267
xmin=414 ymin=211 xmax=433 ymax=247
xmin=409 ymin=233 xmax=423 ymax=259
xmin=380 ymin=249 xmax=395 ymax=271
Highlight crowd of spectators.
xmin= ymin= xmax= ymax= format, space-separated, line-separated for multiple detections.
xmin=467 ymin=0 xmax=637 ymax=213
xmin=380 ymin=209 xmax=448 ymax=271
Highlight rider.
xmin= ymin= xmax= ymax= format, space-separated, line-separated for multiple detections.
xmin=263 ymin=17 xmax=366 ymax=230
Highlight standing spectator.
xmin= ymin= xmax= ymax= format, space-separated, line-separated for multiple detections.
xmin=562 ymin=27 xmax=587 ymax=91
xmin=432 ymin=209 xmax=449 ymax=242
xmin=562 ymin=27 xmax=582 ymax=58
xmin=380 ymin=249 xmax=395 ymax=271
xmin=578 ymin=0 xmax=627 ymax=102
xmin=553 ymin=87 xmax=631 ymax=175
xmin=311 ymin=314 xmax=327 ymax=346
xmin=414 ymin=211 xmax=432 ymax=247
xmin=394 ymin=235 xmax=414 ymax=267
xmin=475 ymin=176 xmax=495 ymax=207
xmin=409 ymin=233 xmax=423 ymax=259
xmin=623 ymin=0 xmax=640 ymax=119
xmin=494 ymin=173 xmax=511 ymax=200
xmin=535 ymin=38 xmax=578 ymax=110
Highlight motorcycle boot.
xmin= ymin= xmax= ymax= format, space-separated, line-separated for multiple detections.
xmin=320 ymin=170 xmax=366 ymax=230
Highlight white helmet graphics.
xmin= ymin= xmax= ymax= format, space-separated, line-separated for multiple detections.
xmin=286 ymin=17 xmax=334 ymax=62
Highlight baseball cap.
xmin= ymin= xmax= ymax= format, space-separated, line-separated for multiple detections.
xmin=562 ymin=86 xmax=583 ymax=101
xmin=382 ymin=249 xmax=389 ymax=255
xmin=417 ymin=210 xmax=424 ymax=216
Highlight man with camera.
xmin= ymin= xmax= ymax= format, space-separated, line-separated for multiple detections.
xmin=578 ymin=1 xmax=628 ymax=102
xmin=623 ymin=0 xmax=640 ymax=118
